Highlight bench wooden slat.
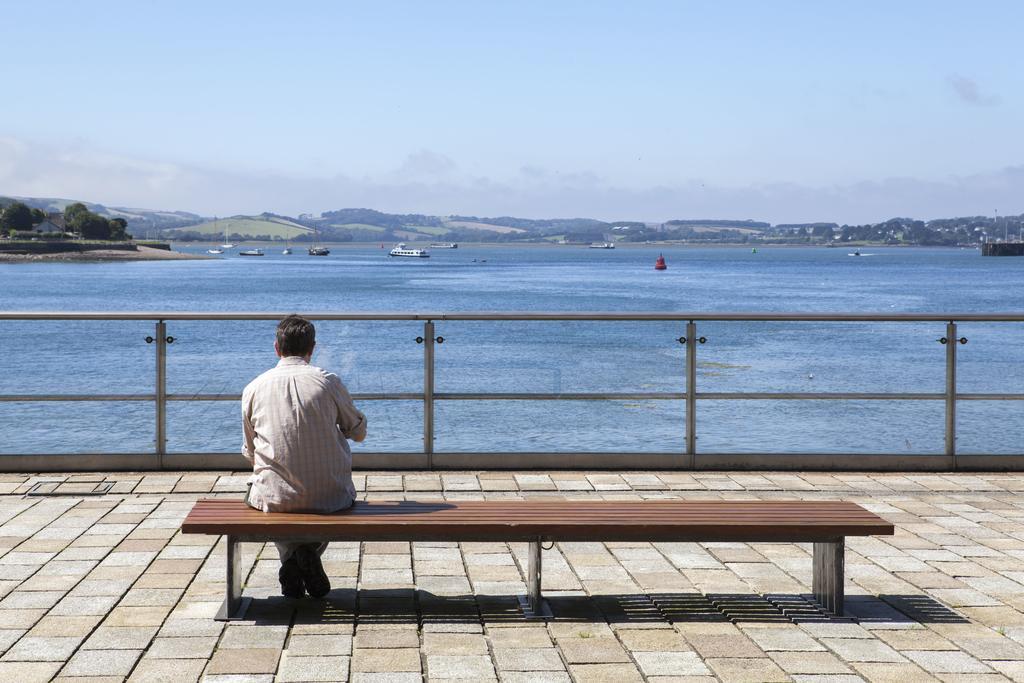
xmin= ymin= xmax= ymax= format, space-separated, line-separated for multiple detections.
xmin=182 ymin=499 xmax=893 ymax=542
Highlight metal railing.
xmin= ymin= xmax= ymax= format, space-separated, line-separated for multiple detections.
xmin=1 ymin=311 xmax=1023 ymax=472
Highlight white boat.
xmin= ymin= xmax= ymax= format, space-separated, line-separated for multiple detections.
xmin=430 ymin=242 xmax=458 ymax=249
xmin=217 ymin=218 xmax=235 ymax=248
xmin=308 ymin=226 xmax=329 ymax=255
xmin=389 ymin=243 xmax=430 ymax=258
xmin=589 ymin=242 xmax=615 ymax=249
xmin=239 ymin=248 xmax=264 ymax=256
xmin=207 ymin=248 xmax=224 ymax=255
xmin=282 ymin=248 xmax=292 ymax=255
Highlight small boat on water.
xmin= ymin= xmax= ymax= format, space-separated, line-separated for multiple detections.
xmin=430 ymin=242 xmax=458 ymax=249
xmin=589 ymin=242 xmax=615 ymax=249
xmin=308 ymin=225 xmax=329 ymax=255
xmin=389 ymin=243 xmax=430 ymax=258
xmin=207 ymin=248 xmax=224 ymax=255
xmin=849 ymin=250 xmax=861 ymax=256
xmin=282 ymin=248 xmax=292 ymax=255
xmin=239 ymin=248 xmax=264 ymax=256
xmin=655 ymin=254 xmax=667 ymax=270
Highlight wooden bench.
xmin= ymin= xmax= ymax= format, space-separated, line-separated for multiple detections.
xmin=181 ymin=499 xmax=893 ymax=621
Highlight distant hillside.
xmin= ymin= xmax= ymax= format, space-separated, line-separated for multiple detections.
xmin=664 ymin=219 xmax=770 ymax=232
xmin=5 ymin=193 xmax=1017 ymax=246
xmin=448 ymin=215 xmax=608 ymax=236
xmin=0 ymin=195 xmax=202 ymax=234
xmin=443 ymin=220 xmax=527 ymax=234
xmin=167 ymin=215 xmax=312 ymax=240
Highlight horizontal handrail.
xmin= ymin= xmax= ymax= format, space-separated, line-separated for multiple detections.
xmin=5 ymin=391 xmax=1024 ymax=403
xmin=2 ymin=310 xmax=1024 ymax=322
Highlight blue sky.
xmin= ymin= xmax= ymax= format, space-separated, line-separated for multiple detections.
xmin=2 ymin=1 xmax=1022 ymax=222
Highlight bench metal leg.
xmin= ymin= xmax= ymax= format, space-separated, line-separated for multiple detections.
xmin=517 ymin=539 xmax=552 ymax=618
xmin=813 ymin=539 xmax=844 ymax=615
xmin=527 ymin=539 xmax=542 ymax=613
xmin=215 ymin=535 xmax=251 ymax=621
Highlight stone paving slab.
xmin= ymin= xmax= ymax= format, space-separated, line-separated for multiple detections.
xmin=1 ymin=471 xmax=1024 ymax=681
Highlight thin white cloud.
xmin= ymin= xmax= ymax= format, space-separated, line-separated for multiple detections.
xmin=946 ymin=74 xmax=1000 ymax=106
xmin=1 ymin=136 xmax=1022 ymax=224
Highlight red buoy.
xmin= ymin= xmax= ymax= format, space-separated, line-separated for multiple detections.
xmin=654 ymin=254 xmax=667 ymax=270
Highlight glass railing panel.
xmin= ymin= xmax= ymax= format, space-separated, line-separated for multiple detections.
xmin=957 ymin=401 xmax=1024 ymax=454
xmin=695 ymin=321 xmax=945 ymax=394
xmin=695 ymin=399 xmax=944 ymax=454
xmin=434 ymin=321 xmax=685 ymax=394
xmin=0 ymin=401 xmax=153 ymax=454
xmin=0 ymin=320 xmax=154 ymax=395
xmin=434 ymin=399 xmax=685 ymax=453
xmin=167 ymin=399 xmax=423 ymax=453
xmin=956 ymin=323 xmax=1024 ymax=394
xmin=165 ymin=320 xmax=422 ymax=397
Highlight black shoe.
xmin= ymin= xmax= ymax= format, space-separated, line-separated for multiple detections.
xmin=295 ymin=544 xmax=331 ymax=598
xmin=279 ymin=555 xmax=305 ymax=599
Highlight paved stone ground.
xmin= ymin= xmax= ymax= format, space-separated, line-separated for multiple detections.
xmin=2 ymin=471 xmax=1024 ymax=682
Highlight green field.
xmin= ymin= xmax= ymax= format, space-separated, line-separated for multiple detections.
xmin=444 ymin=220 xmax=527 ymax=234
xmin=405 ymin=225 xmax=450 ymax=236
xmin=394 ymin=229 xmax=427 ymax=240
xmin=330 ymin=223 xmax=386 ymax=233
xmin=171 ymin=217 xmax=312 ymax=239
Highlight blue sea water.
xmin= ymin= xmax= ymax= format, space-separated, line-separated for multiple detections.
xmin=0 ymin=244 xmax=1022 ymax=457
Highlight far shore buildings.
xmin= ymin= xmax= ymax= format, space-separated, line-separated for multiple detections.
xmin=29 ymin=212 xmax=68 ymax=234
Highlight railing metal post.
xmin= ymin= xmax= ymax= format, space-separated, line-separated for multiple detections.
xmin=945 ymin=321 xmax=957 ymax=468
xmin=424 ymin=320 xmax=435 ymax=468
xmin=155 ymin=320 xmax=167 ymax=467
xmin=685 ymin=321 xmax=697 ymax=469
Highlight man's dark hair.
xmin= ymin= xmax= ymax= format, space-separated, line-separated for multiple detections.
xmin=276 ymin=315 xmax=316 ymax=357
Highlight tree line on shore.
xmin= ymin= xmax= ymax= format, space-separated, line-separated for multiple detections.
xmin=0 ymin=201 xmax=130 ymax=240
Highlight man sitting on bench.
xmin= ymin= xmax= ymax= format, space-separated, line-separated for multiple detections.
xmin=241 ymin=315 xmax=367 ymax=598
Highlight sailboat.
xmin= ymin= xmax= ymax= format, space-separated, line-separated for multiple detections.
xmin=308 ymin=225 xmax=329 ymax=256
xmin=282 ymin=238 xmax=292 ymax=255
xmin=219 ymin=219 xmax=235 ymax=249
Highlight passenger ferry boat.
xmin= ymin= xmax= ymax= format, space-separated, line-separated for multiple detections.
xmin=589 ymin=242 xmax=615 ymax=249
xmin=430 ymin=242 xmax=458 ymax=249
xmin=389 ymin=243 xmax=430 ymax=258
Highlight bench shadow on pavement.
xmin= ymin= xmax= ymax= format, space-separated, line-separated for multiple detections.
xmin=242 ymin=589 xmax=967 ymax=626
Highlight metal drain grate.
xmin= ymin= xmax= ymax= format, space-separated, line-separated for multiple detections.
xmin=26 ymin=481 xmax=114 ymax=497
